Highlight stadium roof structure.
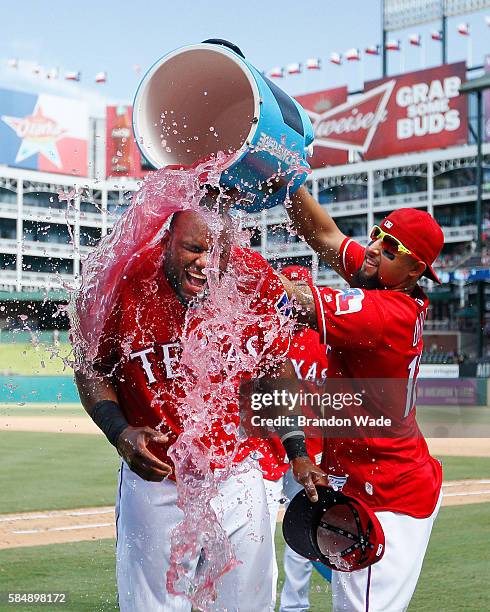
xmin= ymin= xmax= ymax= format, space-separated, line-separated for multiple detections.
xmin=459 ymin=72 xmax=490 ymax=95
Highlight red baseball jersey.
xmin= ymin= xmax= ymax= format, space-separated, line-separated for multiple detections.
xmin=288 ymin=328 xmax=328 ymax=465
xmin=311 ymin=237 xmax=442 ymax=518
xmin=95 ymin=241 xmax=291 ymax=480
xmin=255 ymin=327 xmax=329 ymax=481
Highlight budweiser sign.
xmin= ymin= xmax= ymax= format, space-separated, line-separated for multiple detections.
xmin=307 ymin=81 xmax=395 ymax=153
xmin=295 ymin=62 xmax=468 ymax=166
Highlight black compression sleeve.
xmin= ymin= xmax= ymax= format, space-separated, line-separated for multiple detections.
xmin=282 ymin=434 xmax=308 ymax=461
xmin=91 ymin=400 xmax=129 ymax=447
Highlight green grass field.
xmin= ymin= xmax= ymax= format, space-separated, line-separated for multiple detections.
xmin=0 ymin=404 xmax=83 ymax=417
xmin=0 ymin=344 xmax=72 ymax=376
xmin=0 ymin=431 xmax=489 ymax=610
xmin=0 ymin=503 xmax=488 ymax=611
xmin=1 ymin=430 xmax=490 ymax=515
xmin=0 ymin=432 xmax=119 ymax=513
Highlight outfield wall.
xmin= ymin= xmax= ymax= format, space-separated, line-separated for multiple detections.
xmin=0 ymin=376 xmax=78 ymax=403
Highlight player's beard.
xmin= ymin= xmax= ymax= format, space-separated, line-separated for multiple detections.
xmin=351 ymin=267 xmax=384 ymax=290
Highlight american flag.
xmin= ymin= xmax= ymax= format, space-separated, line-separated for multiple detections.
xmin=431 ymin=30 xmax=443 ymax=41
xmin=409 ymin=34 xmax=421 ymax=47
xmin=65 ymin=71 xmax=81 ymax=81
xmin=457 ymin=23 xmax=470 ymax=36
xmin=329 ymin=52 xmax=342 ymax=65
xmin=385 ymin=40 xmax=400 ymax=51
xmin=95 ymin=71 xmax=107 ymax=83
xmin=268 ymin=66 xmax=283 ymax=78
xmin=345 ymin=48 xmax=360 ymax=61
xmin=365 ymin=45 xmax=379 ymax=56
xmin=287 ymin=63 xmax=302 ymax=75
xmin=305 ymin=58 xmax=321 ymax=70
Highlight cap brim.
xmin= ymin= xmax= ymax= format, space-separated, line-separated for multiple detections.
xmin=423 ymin=263 xmax=442 ymax=284
xmin=282 ymin=487 xmax=347 ymax=562
xmin=283 ymin=486 xmax=386 ymax=572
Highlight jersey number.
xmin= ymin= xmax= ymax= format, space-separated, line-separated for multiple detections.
xmin=405 ymin=354 xmax=421 ymax=418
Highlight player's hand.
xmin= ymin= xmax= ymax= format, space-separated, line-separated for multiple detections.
xmin=116 ymin=426 xmax=172 ymax=482
xmin=291 ymin=456 xmax=328 ymax=503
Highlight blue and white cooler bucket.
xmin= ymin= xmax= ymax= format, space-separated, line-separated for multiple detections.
xmin=132 ymin=42 xmax=314 ymax=212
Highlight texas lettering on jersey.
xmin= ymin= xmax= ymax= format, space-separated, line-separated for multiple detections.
xmin=286 ymin=328 xmax=328 ymax=465
xmin=130 ymin=343 xmax=181 ymax=384
xmin=95 ymin=242 xmax=291 ymax=480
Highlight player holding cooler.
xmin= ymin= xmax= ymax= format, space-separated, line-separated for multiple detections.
xmin=279 ymin=186 xmax=444 ymax=612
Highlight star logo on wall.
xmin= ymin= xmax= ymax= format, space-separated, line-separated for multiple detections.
xmin=1 ymin=104 xmax=66 ymax=168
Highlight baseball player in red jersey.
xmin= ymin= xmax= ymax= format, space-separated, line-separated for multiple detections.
xmin=277 ymin=266 xmax=327 ymax=612
xmin=278 ymin=186 xmax=444 ymax=612
xmin=74 ymin=207 xmax=291 ymax=612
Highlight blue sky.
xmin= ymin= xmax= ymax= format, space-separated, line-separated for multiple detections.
xmin=1 ymin=0 xmax=489 ymax=115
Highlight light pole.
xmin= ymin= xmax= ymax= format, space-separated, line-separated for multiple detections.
xmin=460 ymin=72 xmax=490 ymax=358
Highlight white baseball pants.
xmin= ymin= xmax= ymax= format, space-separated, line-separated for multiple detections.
xmin=332 ymin=491 xmax=443 ymax=612
xmin=263 ymin=476 xmax=284 ymax=611
xmin=116 ymin=459 xmax=273 ymax=612
xmin=279 ymin=469 xmax=314 ymax=612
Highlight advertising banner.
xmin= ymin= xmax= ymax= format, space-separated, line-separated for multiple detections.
xmin=0 ymin=88 xmax=88 ymax=176
xmin=364 ymin=62 xmax=467 ymax=160
xmin=297 ymin=62 xmax=467 ymax=166
xmin=106 ymin=105 xmax=150 ymax=178
xmin=416 ymin=378 xmax=485 ymax=406
xmin=294 ymin=86 xmax=349 ymax=168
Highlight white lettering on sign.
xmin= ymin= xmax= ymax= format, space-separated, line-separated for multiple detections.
xmin=395 ymin=75 xmax=461 ymax=140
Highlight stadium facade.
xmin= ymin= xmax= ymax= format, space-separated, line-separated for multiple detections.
xmin=0 ymin=61 xmax=489 ymax=361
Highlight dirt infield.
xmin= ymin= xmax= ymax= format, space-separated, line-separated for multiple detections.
xmin=0 ymin=479 xmax=489 ymax=550
xmin=0 ymin=415 xmax=100 ymax=434
xmin=1 ymin=412 xmax=489 ymax=550
xmin=0 ymin=507 xmax=115 ymax=550
xmin=1 ymin=415 xmax=490 ymax=457
xmin=426 ymin=438 xmax=490 ymax=457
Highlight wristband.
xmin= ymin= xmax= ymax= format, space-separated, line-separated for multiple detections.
xmin=91 ymin=400 xmax=129 ymax=448
xmin=282 ymin=434 xmax=308 ymax=461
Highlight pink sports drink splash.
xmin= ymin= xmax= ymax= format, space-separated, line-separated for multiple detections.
xmin=70 ymin=155 xmax=294 ymax=611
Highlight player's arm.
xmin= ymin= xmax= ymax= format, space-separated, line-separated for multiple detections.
xmin=281 ymin=280 xmax=384 ymax=350
xmin=286 ymin=185 xmax=346 ymax=274
xmin=279 ymin=277 xmax=318 ymax=329
xmin=259 ymin=359 xmax=327 ymax=502
xmin=74 ymin=367 xmax=172 ymax=482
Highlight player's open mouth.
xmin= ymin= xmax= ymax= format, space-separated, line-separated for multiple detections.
xmin=185 ymin=270 xmax=207 ymax=292
xmin=364 ymin=255 xmax=378 ymax=270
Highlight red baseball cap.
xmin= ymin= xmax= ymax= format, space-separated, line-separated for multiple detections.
xmin=281 ymin=265 xmax=313 ymax=284
xmin=283 ymin=486 xmax=385 ymax=572
xmin=379 ymin=208 xmax=444 ymax=284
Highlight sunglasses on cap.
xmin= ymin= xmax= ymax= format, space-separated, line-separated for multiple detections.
xmin=369 ymin=225 xmax=414 ymax=260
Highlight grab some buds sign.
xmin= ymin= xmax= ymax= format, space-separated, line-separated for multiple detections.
xmin=364 ymin=62 xmax=467 ymax=160
xmin=296 ymin=62 xmax=467 ymax=167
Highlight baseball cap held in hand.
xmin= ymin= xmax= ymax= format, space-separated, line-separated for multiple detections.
xmin=283 ymin=486 xmax=385 ymax=572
